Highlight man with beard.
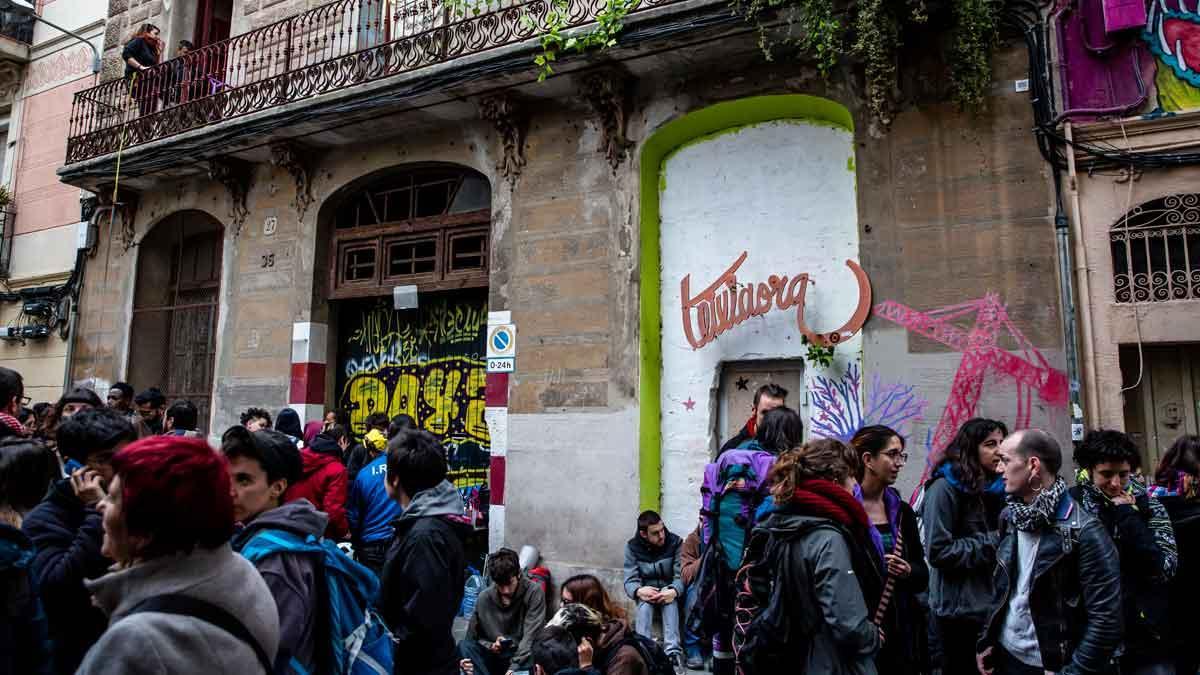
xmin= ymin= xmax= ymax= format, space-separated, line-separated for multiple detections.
xmin=459 ymin=547 xmax=547 ymax=675
xmin=624 ymin=510 xmax=685 ymax=672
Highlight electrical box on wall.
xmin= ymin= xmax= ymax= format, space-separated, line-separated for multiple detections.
xmin=1102 ymin=0 xmax=1146 ymax=34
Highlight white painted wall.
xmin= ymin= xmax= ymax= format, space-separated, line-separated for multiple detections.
xmin=658 ymin=119 xmax=862 ymax=530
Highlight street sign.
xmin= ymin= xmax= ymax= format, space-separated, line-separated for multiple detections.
xmin=487 ymin=324 xmax=516 ymax=373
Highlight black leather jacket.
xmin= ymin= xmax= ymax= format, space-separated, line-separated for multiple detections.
xmin=980 ymin=492 xmax=1122 ymax=674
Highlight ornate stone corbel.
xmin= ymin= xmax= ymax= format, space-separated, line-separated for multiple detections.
xmin=479 ymin=94 xmax=527 ymax=183
xmin=581 ymin=69 xmax=632 ymax=170
xmin=270 ymin=140 xmax=314 ymax=221
xmin=208 ymin=156 xmax=253 ymax=236
xmin=94 ymin=184 xmax=140 ymax=251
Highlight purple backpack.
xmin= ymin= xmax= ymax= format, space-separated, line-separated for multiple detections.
xmin=688 ymin=445 xmax=776 ymax=640
xmin=700 ymin=445 xmax=777 ymax=570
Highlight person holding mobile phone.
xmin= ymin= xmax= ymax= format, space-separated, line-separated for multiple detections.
xmin=22 ymin=408 xmax=138 ymax=674
xmin=458 ymin=548 xmax=546 ymax=675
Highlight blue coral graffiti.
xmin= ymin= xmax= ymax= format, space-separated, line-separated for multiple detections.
xmin=809 ymin=363 xmax=929 ymax=442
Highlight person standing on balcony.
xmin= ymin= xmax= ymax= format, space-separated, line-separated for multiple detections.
xmin=123 ymin=24 xmax=162 ymax=115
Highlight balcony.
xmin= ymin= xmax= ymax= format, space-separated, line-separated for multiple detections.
xmin=0 ymin=8 xmax=33 ymax=63
xmin=64 ymin=0 xmax=716 ymax=168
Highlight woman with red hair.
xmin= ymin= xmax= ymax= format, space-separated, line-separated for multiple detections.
xmin=560 ymin=574 xmax=649 ymax=675
xmin=76 ymin=436 xmax=280 ymax=675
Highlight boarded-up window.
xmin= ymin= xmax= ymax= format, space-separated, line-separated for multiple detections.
xmin=128 ymin=211 xmax=223 ymax=432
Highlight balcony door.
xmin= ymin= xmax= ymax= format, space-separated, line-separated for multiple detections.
xmin=194 ymin=0 xmax=232 ymax=47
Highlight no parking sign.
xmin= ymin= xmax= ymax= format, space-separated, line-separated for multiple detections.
xmin=487 ymin=324 xmax=516 ymax=373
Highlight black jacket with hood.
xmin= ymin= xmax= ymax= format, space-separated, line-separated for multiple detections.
xmin=1156 ymin=493 xmax=1200 ymax=667
xmin=232 ymin=498 xmax=329 ymax=674
xmin=0 ymin=523 xmax=53 ymax=675
xmin=980 ymin=491 xmax=1122 ymax=675
xmin=20 ymin=478 xmax=110 ymax=674
xmin=379 ymin=480 xmax=467 ymax=675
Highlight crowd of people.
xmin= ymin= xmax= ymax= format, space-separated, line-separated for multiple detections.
xmin=2 ymin=369 xmax=1200 ymax=675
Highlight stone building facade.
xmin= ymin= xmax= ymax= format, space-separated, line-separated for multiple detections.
xmin=58 ymin=0 xmax=1070 ymax=582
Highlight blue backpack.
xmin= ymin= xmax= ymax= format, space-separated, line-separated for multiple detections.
xmin=238 ymin=529 xmax=395 ymax=675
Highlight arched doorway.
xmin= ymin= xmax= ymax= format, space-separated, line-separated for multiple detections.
xmin=128 ymin=210 xmax=223 ymax=432
xmin=327 ymin=165 xmax=492 ymax=511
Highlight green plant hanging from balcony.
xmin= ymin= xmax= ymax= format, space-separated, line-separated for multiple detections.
xmin=449 ymin=0 xmax=1000 ymax=127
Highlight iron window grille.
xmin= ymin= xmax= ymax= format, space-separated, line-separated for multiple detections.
xmin=1112 ymin=193 xmax=1200 ymax=303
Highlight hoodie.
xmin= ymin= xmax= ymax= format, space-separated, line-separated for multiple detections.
xmin=233 ymin=499 xmax=329 ymax=674
xmin=348 ymin=453 xmax=402 ymax=545
xmin=0 ymin=523 xmax=53 ymax=675
xmin=467 ymin=575 xmax=547 ymax=669
xmin=623 ymin=529 xmax=683 ymax=599
xmin=21 ymin=478 xmax=111 ymax=674
xmin=379 ymin=481 xmax=467 ymax=675
xmin=596 ymin=619 xmax=649 ymax=675
xmin=77 ymin=544 xmax=280 ymax=675
xmin=284 ymin=448 xmax=349 ymax=540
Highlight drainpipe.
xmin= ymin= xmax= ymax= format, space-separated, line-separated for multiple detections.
xmin=1062 ymin=121 xmax=1101 ymax=428
xmin=1052 ymin=166 xmax=1086 ymax=442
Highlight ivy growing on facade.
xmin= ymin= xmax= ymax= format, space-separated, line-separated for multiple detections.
xmin=449 ymin=0 xmax=1000 ymax=124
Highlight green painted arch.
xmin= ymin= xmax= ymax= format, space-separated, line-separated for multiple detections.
xmin=637 ymin=94 xmax=854 ymax=512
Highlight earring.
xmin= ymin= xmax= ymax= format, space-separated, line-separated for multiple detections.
xmin=1030 ymin=473 xmax=1044 ymax=494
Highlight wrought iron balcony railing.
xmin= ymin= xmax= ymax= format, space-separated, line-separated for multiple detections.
xmin=65 ymin=0 xmax=683 ymax=164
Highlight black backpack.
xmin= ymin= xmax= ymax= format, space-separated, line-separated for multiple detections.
xmin=603 ymin=631 xmax=675 ymax=675
xmin=732 ymin=527 xmax=821 ymax=675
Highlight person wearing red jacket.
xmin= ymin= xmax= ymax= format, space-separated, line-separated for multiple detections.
xmin=284 ymin=430 xmax=349 ymax=540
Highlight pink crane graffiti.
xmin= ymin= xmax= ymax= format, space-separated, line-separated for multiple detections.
xmin=873 ymin=293 xmax=1070 ymax=486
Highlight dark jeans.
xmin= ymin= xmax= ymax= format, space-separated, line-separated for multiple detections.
xmin=356 ymin=539 xmax=389 ymax=577
xmin=993 ymin=646 xmax=1044 ymax=675
xmin=936 ymin=617 xmax=984 ymax=675
xmin=457 ymin=638 xmax=513 ymax=675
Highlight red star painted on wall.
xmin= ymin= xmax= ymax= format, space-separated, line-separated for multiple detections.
xmin=683 ymin=397 xmax=696 ymax=411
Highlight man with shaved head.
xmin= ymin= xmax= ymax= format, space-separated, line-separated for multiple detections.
xmin=976 ymin=430 xmax=1122 ymax=675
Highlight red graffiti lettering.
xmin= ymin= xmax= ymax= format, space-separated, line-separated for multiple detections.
xmin=679 ymin=252 xmax=873 ymax=349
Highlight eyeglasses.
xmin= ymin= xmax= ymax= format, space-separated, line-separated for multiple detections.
xmin=882 ymin=450 xmax=910 ymax=462
xmin=20 ymin=396 xmax=30 ymax=405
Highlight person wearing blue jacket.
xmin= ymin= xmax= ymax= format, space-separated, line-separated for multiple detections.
xmin=348 ymin=428 xmax=402 ymax=576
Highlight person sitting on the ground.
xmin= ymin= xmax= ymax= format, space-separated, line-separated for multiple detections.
xmin=284 ymin=423 xmax=349 ymax=540
xmin=561 ymin=574 xmax=649 ymax=675
xmin=23 ymin=408 xmax=135 ymax=674
xmin=533 ymin=623 xmax=599 ymax=675
xmin=240 ymin=407 xmax=272 ymax=432
xmin=719 ymin=383 xmax=787 ymax=454
xmin=623 ymin=510 xmax=684 ymax=670
xmin=0 ymin=438 xmax=59 ymax=675
xmin=223 ymin=426 xmax=325 ymax=673
xmin=132 ymin=387 xmax=166 ymax=435
xmin=378 ymin=429 xmax=467 ymax=675
xmin=163 ymin=400 xmax=202 ymax=437
xmin=459 ymin=547 xmax=547 ymax=675
xmin=76 ymin=436 xmax=280 ymax=674
xmin=347 ymin=421 xmax=405 ymax=575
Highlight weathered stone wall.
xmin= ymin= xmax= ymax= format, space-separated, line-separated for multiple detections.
xmin=71 ymin=40 xmax=1064 ymax=577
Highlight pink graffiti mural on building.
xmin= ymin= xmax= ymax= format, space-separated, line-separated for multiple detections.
xmin=873 ymin=293 xmax=1070 ymax=484
xmin=809 ymin=362 xmax=929 ymax=442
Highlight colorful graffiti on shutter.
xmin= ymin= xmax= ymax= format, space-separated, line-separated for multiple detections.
xmin=336 ymin=290 xmax=490 ymax=492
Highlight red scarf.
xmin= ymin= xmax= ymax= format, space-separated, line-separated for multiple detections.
xmin=790 ymin=478 xmax=872 ymax=533
xmin=745 ymin=414 xmax=757 ymax=438
xmin=0 ymin=412 xmax=29 ymax=437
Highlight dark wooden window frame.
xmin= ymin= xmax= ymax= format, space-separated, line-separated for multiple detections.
xmin=330 ymin=209 xmax=490 ymax=299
